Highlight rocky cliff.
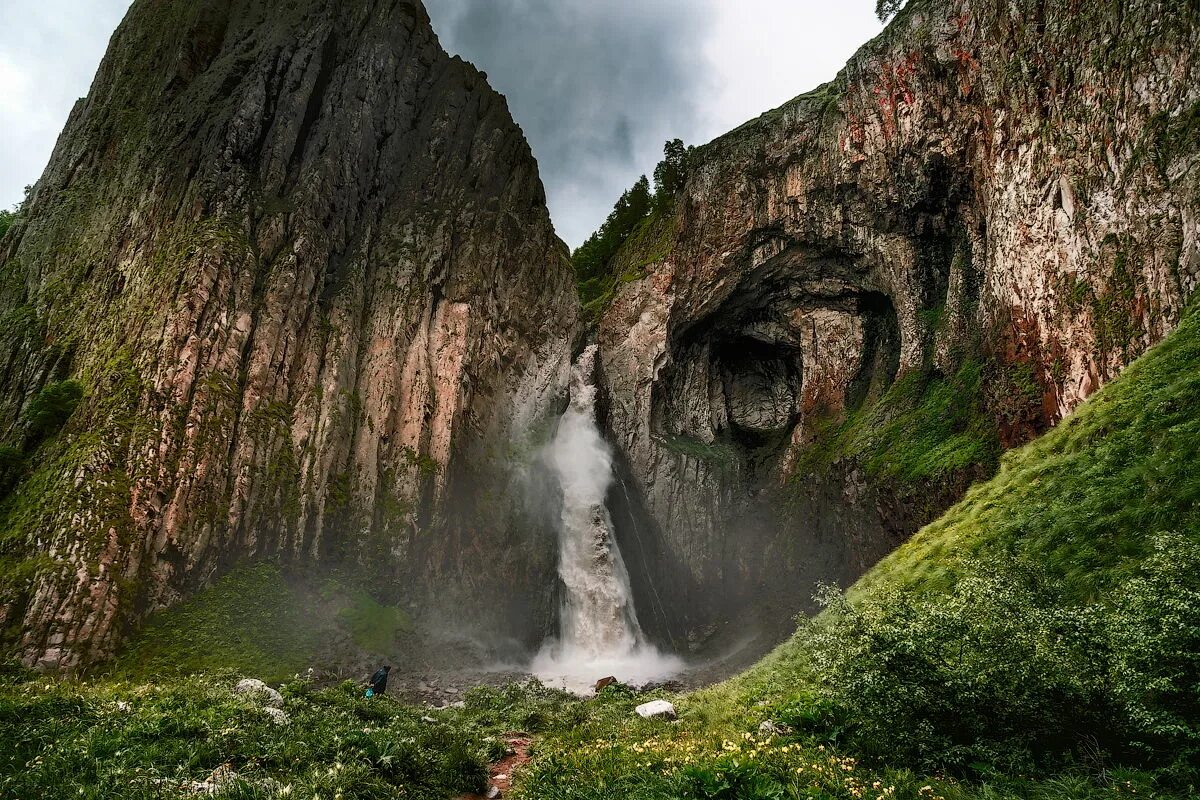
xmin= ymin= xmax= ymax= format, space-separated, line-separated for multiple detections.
xmin=0 ymin=0 xmax=578 ymax=671
xmin=597 ymin=0 xmax=1200 ymax=647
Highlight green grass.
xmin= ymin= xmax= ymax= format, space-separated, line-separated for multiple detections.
xmin=108 ymin=564 xmax=330 ymax=684
xmin=0 ymin=669 xmax=489 ymax=799
xmin=859 ymin=302 xmax=1200 ymax=601
xmin=336 ymin=590 xmax=413 ymax=655
xmin=794 ymin=361 xmax=1001 ymax=485
xmin=109 ymin=564 xmax=420 ymax=683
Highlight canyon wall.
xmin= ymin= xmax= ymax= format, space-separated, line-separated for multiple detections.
xmin=599 ymin=0 xmax=1200 ymax=647
xmin=0 ymin=0 xmax=578 ymax=670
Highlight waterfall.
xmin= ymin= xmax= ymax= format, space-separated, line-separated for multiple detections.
xmin=532 ymin=345 xmax=682 ymax=693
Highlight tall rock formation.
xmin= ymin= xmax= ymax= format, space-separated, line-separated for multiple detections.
xmin=0 ymin=0 xmax=578 ymax=670
xmin=598 ymin=0 xmax=1200 ymax=646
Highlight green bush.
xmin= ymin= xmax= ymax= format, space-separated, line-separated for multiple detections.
xmin=0 ymin=674 xmax=490 ymax=799
xmin=797 ymin=536 xmax=1200 ymax=782
xmin=1107 ymin=534 xmax=1200 ymax=779
xmin=23 ymin=380 xmax=84 ymax=445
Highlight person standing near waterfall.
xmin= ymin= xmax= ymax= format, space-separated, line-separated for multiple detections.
xmin=366 ymin=665 xmax=390 ymax=698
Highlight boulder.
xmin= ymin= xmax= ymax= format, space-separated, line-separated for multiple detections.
xmin=263 ymin=707 xmax=290 ymax=726
xmin=186 ymin=764 xmax=238 ymax=796
xmin=594 ymin=676 xmax=618 ymax=693
xmin=235 ymin=678 xmax=284 ymax=709
xmin=634 ymin=700 xmax=677 ymax=720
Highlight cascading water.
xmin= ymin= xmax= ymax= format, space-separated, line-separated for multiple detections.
xmin=532 ymin=346 xmax=682 ymax=693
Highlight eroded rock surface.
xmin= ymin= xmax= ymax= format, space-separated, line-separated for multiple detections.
xmin=598 ymin=0 xmax=1200 ymax=644
xmin=0 ymin=0 xmax=577 ymax=670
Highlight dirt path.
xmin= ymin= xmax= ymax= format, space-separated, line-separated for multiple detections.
xmin=458 ymin=732 xmax=532 ymax=799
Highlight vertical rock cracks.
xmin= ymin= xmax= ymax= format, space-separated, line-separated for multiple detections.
xmin=0 ymin=0 xmax=578 ymax=670
xmin=1 ymin=0 xmax=1198 ymax=672
xmin=595 ymin=0 xmax=1200 ymax=648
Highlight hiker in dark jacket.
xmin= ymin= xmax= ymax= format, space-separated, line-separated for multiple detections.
xmin=366 ymin=665 xmax=390 ymax=698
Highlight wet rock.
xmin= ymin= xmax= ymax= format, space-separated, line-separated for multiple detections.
xmin=635 ymin=700 xmax=677 ymax=720
xmin=594 ymin=676 xmax=618 ymax=693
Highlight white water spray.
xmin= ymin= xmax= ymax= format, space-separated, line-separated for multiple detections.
xmin=532 ymin=346 xmax=682 ymax=693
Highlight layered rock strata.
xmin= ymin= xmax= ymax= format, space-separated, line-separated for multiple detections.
xmin=598 ymin=0 xmax=1200 ymax=644
xmin=0 ymin=0 xmax=577 ymax=670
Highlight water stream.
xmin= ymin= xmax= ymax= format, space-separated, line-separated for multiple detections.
xmin=531 ymin=345 xmax=682 ymax=693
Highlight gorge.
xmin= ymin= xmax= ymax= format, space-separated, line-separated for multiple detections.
xmin=0 ymin=0 xmax=1196 ymax=706
xmin=2 ymin=0 xmax=1200 ymax=797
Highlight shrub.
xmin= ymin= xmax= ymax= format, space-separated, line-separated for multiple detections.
xmin=876 ymin=0 xmax=907 ymax=22
xmin=23 ymin=380 xmax=84 ymax=445
xmin=1107 ymin=534 xmax=1200 ymax=779
xmin=799 ymin=537 xmax=1200 ymax=782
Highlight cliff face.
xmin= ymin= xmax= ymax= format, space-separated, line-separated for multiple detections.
xmin=0 ymin=0 xmax=578 ymax=670
xmin=598 ymin=0 xmax=1200 ymax=645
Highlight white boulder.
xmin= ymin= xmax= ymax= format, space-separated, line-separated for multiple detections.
xmin=235 ymin=678 xmax=284 ymax=709
xmin=635 ymin=700 xmax=677 ymax=720
xmin=263 ymin=707 xmax=290 ymax=726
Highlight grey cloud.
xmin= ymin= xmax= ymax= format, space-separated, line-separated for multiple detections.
xmin=0 ymin=1 xmax=133 ymax=209
xmin=425 ymin=0 xmax=717 ymax=247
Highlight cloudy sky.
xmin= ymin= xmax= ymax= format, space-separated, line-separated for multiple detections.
xmin=0 ymin=1 xmax=882 ymax=246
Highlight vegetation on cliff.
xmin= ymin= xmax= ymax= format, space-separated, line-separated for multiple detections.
xmin=572 ymin=139 xmax=693 ymax=322
xmin=500 ymin=301 xmax=1200 ymax=799
xmin=4 ymin=280 xmax=1196 ymax=800
xmin=0 ymin=188 xmax=28 ymax=241
xmin=792 ymin=360 xmax=1003 ymax=485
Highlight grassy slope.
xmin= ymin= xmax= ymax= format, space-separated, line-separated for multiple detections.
xmin=507 ymin=304 xmax=1200 ymax=799
xmin=719 ymin=301 xmax=1200 ymax=705
xmin=4 ymin=305 xmax=1195 ymax=800
xmin=857 ymin=306 xmax=1200 ymax=601
xmin=108 ymin=564 xmax=412 ymax=684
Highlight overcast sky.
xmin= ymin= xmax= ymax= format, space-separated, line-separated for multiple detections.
xmin=0 ymin=1 xmax=882 ymax=246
